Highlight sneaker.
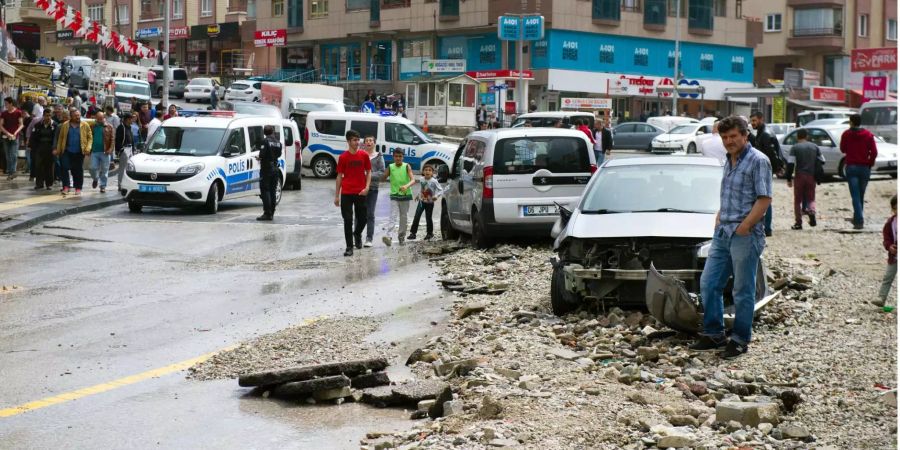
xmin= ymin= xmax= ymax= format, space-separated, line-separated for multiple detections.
xmin=61 ymin=187 xmax=69 ymax=196
xmin=100 ymin=187 xmax=106 ymax=193
xmin=407 ymin=233 xmax=417 ymax=240
xmin=74 ymin=189 xmax=82 ymax=196
xmin=791 ymin=223 xmax=802 ymax=230
xmin=423 ymin=234 xmax=434 ymax=241
xmin=399 ymin=236 xmax=406 ymax=246
xmin=719 ymin=340 xmax=748 ymax=359
xmin=343 ymin=248 xmax=353 ymax=257
xmin=256 ymin=213 xmax=271 ymax=221
xmin=809 ymin=214 xmax=817 ymax=227
xmin=364 ymin=239 xmax=373 ymax=248
xmin=382 ymin=236 xmax=392 ymax=247
xmin=92 ymin=179 xmax=98 ymax=189
xmin=689 ymin=336 xmax=727 ymax=352
xmin=871 ymin=299 xmax=886 ymax=307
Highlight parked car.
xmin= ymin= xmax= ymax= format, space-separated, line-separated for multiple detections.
xmin=796 ymin=109 xmax=854 ymax=127
xmin=860 ymin=100 xmax=897 ymax=144
xmin=611 ymin=122 xmax=664 ymax=151
xmin=149 ymin=66 xmax=189 ymax=98
xmin=549 ymin=156 xmax=772 ymax=319
xmin=217 ymin=100 xmax=282 ymax=119
xmin=780 ymin=124 xmax=898 ymax=179
xmin=798 ymin=119 xmax=847 ymax=128
xmin=647 ymin=116 xmax=699 ymax=132
xmin=650 ymin=123 xmax=715 ymax=154
xmin=225 ymin=79 xmax=263 ymax=102
xmin=437 ymin=128 xmax=596 ymax=248
xmin=511 ymin=111 xmax=595 ymax=129
xmin=184 ymin=78 xmax=226 ymax=103
xmin=61 ymin=55 xmax=92 ymax=85
xmin=766 ymin=122 xmax=797 ymax=142
xmin=67 ymin=62 xmax=93 ymax=89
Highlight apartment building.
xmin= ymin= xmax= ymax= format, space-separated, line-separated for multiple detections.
xmin=255 ymin=0 xmax=758 ymax=119
xmin=746 ymin=0 xmax=897 ymax=92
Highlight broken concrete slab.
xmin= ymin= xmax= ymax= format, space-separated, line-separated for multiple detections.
xmin=350 ymin=372 xmax=391 ymax=389
xmin=269 ymin=375 xmax=350 ymax=399
xmin=443 ymin=400 xmax=464 ymax=417
xmin=238 ymin=358 xmax=389 ymax=387
xmin=548 ymin=348 xmax=582 ymax=361
xmin=361 ymin=386 xmax=400 ymax=407
xmin=457 ymin=302 xmax=488 ymax=319
xmin=715 ymin=401 xmax=780 ymax=427
xmin=313 ymin=386 xmax=352 ymax=401
xmin=392 ymin=379 xmax=451 ymax=404
xmin=434 ymin=358 xmax=481 ymax=377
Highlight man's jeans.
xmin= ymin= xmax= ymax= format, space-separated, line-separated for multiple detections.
xmin=846 ymin=165 xmax=871 ymax=226
xmin=763 ymin=205 xmax=773 ymax=234
xmin=700 ymin=226 xmax=765 ymax=346
xmin=116 ymin=150 xmax=130 ymax=189
xmin=365 ymin=188 xmax=379 ymax=241
xmin=3 ymin=139 xmax=18 ymax=175
xmin=89 ymin=152 xmax=110 ymax=188
xmin=594 ymin=150 xmax=605 ymax=166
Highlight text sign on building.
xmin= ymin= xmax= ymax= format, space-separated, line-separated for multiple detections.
xmin=810 ymin=86 xmax=846 ymax=103
xmin=522 ymin=16 xmax=545 ymax=41
xmin=851 ymin=48 xmax=898 ymax=72
xmin=498 ymin=16 xmax=521 ymax=41
xmin=561 ymin=97 xmax=611 ymax=109
xmin=254 ymin=29 xmax=286 ymax=47
xmin=423 ymin=59 xmax=466 ymax=73
xmin=863 ymin=76 xmax=888 ymax=101
xmin=136 ymin=27 xmax=161 ymax=39
xmin=56 ymin=29 xmax=75 ymax=40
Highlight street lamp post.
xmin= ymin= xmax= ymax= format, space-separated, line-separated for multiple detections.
xmin=671 ymin=0 xmax=680 ymax=115
xmin=162 ymin=0 xmax=170 ymax=106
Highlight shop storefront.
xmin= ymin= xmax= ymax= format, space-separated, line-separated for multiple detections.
xmin=8 ymin=23 xmax=41 ymax=62
xmin=135 ymin=26 xmax=190 ymax=67
xmin=188 ymin=23 xmax=241 ymax=77
xmin=282 ymin=46 xmax=313 ymax=71
xmin=321 ymin=42 xmax=361 ymax=81
xmin=466 ymin=69 xmax=533 ymax=117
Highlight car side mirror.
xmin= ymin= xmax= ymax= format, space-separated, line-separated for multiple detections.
xmin=696 ymin=130 xmax=705 ymax=136
xmin=437 ymin=164 xmax=450 ymax=183
xmin=411 ymin=136 xmax=422 ymax=145
xmin=555 ymin=202 xmax=572 ymax=227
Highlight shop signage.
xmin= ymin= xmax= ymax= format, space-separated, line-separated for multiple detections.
xmin=862 ymin=76 xmax=888 ymax=102
xmin=423 ymin=59 xmax=466 ymax=73
xmin=56 ymin=29 xmax=75 ymax=40
xmin=207 ymin=25 xmax=220 ymax=37
xmin=783 ymin=68 xmax=820 ymax=89
xmin=677 ymin=79 xmax=701 ymax=99
xmin=561 ymin=97 xmax=611 ymax=109
xmin=254 ymin=29 xmax=286 ymax=47
xmin=851 ymin=48 xmax=898 ymax=72
xmin=136 ymin=27 xmax=161 ymax=39
xmin=466 ymin=70 xmax=533 ymax=79
xmin=772 ymin=97 xmax=785 ymax=123
xmin=522 ymin=16 xmax=545 ymax=41
xmin=8 ymin=23 xmax=41 ymax=51
xmin=170 ymin=27 xmax=189 ymax=39
xmin=498 ymin=16 xmax=521 ymax=41
xmin=810 ymin=86 xmax=846 ymax=103
xmin=657 ymin=77 xmax=674 ymax=97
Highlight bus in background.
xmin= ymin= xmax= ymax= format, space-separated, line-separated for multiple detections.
xmin=860 ymin=100 xmax=898 ymax=144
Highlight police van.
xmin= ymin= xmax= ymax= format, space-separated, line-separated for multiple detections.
xmin=302 ymin=111 xmax=457 ymax=178
xmin=121 ymin=112 xmax=292 ymax=213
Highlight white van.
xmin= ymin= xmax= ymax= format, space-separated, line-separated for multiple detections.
xmin=302 ymin=111 xmax=457 ymax=178
xmin=860 ymin=100 xmax=897 ymax=144
xmin=149 ymin=66 xmax=189 ymax=98
xmin=796 ymin=109 xmax=854 ymax=127
xmin=511 ymin=111 xmax=595 ymax=129
xmin=121 ymin=113 xmax=288 ymax=214
xmin=647 ymin=116 xmax=700 ymax=132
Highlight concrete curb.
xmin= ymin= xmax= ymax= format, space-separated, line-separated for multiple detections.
xmin=0 ymin=197 xmax=124 ymax=233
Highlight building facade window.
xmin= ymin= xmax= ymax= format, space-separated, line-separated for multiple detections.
xmin=273 ymin=0 xmax=284 ymax=16
xmin=713 ymin=0 xmax=725 ymax=17
xmin=116 ymin=4 xmax=129 ymax=24
xmin=765 ymin=13 xmax=781 ymax=32
xmin=793 ymin=8 xmax=842 ymax=36
xmin=310 ymin=0 xmax=327 ymax=18
xmin=888 ymin=19 xmax=898 ymax=41
xmin=858 ymin=14 xmax=868 ymax=37
xmin=439 ymin=0 xmax=458 ymax=18
xmin=347 ymin=0 xmax=368 ymax=10
xmin=247 ymin=0 xmax=256 ymax=17
xmin=382 ymin=0 xmax=409 ymax=8
xmin=173 ymin=0 xmax=184 ymax=18
xmin=688 ymin=0 xmax=713 ymax=30
xmin=288 ymin=0 xmax=303 ymax=27
xmin=593 ymin=0 xmax=621 ymax=21
xmin=667 ymin=0 xmax=685 ymax=17
xmin=633 ymin=47 xmax=648 ymax=66
xmin=401 ymin=38 xmax=431 ymax=58
xmin=622 ymin=0 xmax=639 ymax=13
xmin=824 ymin=55 xmax=844 ymax=87
xmin=201 ymin=0 xmax=213 ymax=17
xmin=141 ymin=0 xmax=152 ymax=16
xmin=644 ymin=0 xmax=666 ymax=25
xmin=87 ymin=4 xmax=104 ymax=22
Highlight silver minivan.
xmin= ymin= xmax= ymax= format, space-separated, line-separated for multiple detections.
xmin=149 ymin=66 xmax=189 ymax=98
xmin=438 ymin=128 xmax=596 ymax=248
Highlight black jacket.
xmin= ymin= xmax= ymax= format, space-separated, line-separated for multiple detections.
xmin=750 ymin=124 xmax=786 ymax=173
xmin=30 ymin=120 xmax=56 ymax=152
xmin=115 ymin=123 xmax=134 ymax=154
xmin=601 ymin=128 xmax=613 ymax=151
xmin=259 ymin=136 xmax=282 ymax=172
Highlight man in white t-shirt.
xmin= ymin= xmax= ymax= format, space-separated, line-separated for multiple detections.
xmin=698 ymin=120 xmax=727 ymax=165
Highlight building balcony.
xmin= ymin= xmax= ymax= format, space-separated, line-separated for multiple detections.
xmin=18 ymin=0 xmax=56 ymax=20
xmin=787 ymin=0 xmax=845 ymax=7
xmin=788 ymin=26 xmax=844 ymax=51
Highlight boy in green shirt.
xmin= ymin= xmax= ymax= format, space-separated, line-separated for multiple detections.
xmin=382 ymin=148 xmax=415 ymax=246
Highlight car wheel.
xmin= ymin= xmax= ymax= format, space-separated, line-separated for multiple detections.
xmin=441 ymin=201 xmax=459 ymax=240
xmin=128 ymin=201 xmax=143 ymax=213
xmin=204 ymin=183 xmax=220 ymax=214
xmin=550 ymin=263 xmax=580 ymax=316
xmin=647 ymin=144 xmax=653 ymax=152
xmin=837 ymin=160 xmax=846 ymax=180
xmin=687 ymin=142 xmax=696 ymax=154
xmin=471 ymin=209 xmax=493 ymax=249
xmin=253 ymin=97 xmax=260 ymax=103
xmin=274 ymin=176 xmax=283 ymax=205
xmin=312 ymin=155 xmax=336 ymax=178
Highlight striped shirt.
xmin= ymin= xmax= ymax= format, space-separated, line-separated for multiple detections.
xmin=719 ymin=143 xmax=773 ymax=237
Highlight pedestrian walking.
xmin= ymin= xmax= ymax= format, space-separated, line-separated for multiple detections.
xmin=1 ymin=97 xmax=24 ymax=179
xmin=29 ymin=109 xmax=56 ymax=190
xmin=256 ymin=125 xmax=282 ymax=221
xmin=210 ymin=85 xmax=219 ymax=109
xmin=115 ymin=113 xmax=136 ymax=190
xmin=476 ymin=105 xmax=487 ymax=129
xmin=146 ymin=114 xmax=162 ymax=144
xmin=593 ymin=120 xmax=613 ymax=165
xmin=137 ymin=102 xmax=152 ymax=142
xmin=699 ymin=120 xmax=727 ymax=164
xmin=576 ymin=119 xmax=595 ymax=147
xmin=56 ymin=108 xmax=93 ymax=196
xmin=89 ymin=112 xmax=114 ymax=193
xmin=785 ymin=129 xmax=823 ymax=230
xmin=407 ymin=164 xmax=444 ymax=241
xmin=163 ymin=104 xmax=179 ymax=121
xmin=362 ymin=134 xmax=385 ymax=247
xmin=334 ymin=129 xmax=372 ymax=257
xmin=749 ymin=111 xmax=785 ymax=237
xmin=382 ymin=148 xmax=414 ymax=247
xmin=690 ymin=116 xmax=772 ymax=359
xmin=840 ymin=113 xmax=878 ymax=230
xmin=873 ymin=195 xmax=898 ymax=307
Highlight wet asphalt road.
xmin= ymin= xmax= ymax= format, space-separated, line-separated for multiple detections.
xmin=0 ymin=178 xmax=449 ymax=449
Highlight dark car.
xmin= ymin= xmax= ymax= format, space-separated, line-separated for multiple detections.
xmin=612 ymin=122 xmax=664 ymax=151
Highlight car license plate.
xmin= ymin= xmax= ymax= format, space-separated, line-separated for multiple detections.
xmin=138 ymin=184 xmax=167 ymax=193
xmin=524 ymin=205 xmax=559 ymax=216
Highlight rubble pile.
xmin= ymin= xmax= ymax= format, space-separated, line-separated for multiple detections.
xmin=239 ymin=358 xmax=393 ymax=405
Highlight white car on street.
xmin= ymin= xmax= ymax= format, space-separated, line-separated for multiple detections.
xmin=225 ymin=80 xmax=263 ymax=102
xmin=650 ymin=123 xmax=715 ymax=154
xmin=121 ymin=114 xmax=288 ymax=213
xmin=184 ymin=78 xmax=226 ymax=103
xmin=780 ymin=124 xmax=898 ymax=179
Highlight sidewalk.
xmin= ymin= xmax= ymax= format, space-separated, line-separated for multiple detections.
xmin=0 ymin=169 xmax=124 ymax=233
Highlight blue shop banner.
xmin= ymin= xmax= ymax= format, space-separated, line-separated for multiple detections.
xmin=437 ymin=33 xmax=511 ymax=73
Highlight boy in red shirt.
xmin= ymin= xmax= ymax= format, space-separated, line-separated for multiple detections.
xmin=874 ymin=195 xmax=897 ymax=307
xmin=334 ymin=129 xmax=372 ymax=256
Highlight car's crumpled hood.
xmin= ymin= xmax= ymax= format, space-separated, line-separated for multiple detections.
xmin=566 ymin=211 xmax=716 ymax=239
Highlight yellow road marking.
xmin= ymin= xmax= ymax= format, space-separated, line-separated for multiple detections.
xmin=0 ymin=315 xmax=327 ymax=418
xmin=0 ymin=192 xmax=102 ymax=214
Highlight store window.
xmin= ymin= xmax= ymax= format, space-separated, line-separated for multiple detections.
xmin=765 ymin=13 xmax=781 ymax=32
xmin=401 ymin=39 xmax=431 ymax=57
xmin=633 ymin=47 xmax=648 ymax=66
xmin=347 ymin=0 xmax=368 ymax=10
xmin=449 ymin=83 xmax=462 ymax=107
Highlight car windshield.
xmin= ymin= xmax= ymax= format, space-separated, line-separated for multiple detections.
xmin=189 ymin=79 xmax=211 ymax=86
xmin=581 ymin=164 xmax=721 ymax=214
xmin=769 ymin=124 xmax=791 ymax=135
xmin=409 ymin=124 xmax=434 ymax=143
xmin=667 ymin=125 xmax=696 ymax=134
xmin=146 ymin=127 xmax=226 ymax=156
xmin=229 ymin=103 xmax=281 ymax=118
xmin=230 ymin=83 xmax=250 ymax=90
xmin=115 ymin=82 xmax=150 ymax=96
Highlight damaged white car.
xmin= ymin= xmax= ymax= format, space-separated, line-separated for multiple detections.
xmin=550 ymin=156 xmax=776 ymax=332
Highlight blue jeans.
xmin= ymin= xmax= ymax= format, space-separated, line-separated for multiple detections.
xmin=594 ymin=150 xmax=605 ymax=166
xmin=700 ymin=226 xmax=765 ymax=346
xmin=3 ymin=139 xmax=18 ymax=175
xmin=90 ymin=152 xmax=110 ymax=188
xmin=763 ymin=205 xmax=773 ymax=234
xmin=846 ymin=165 xmax=871 ymax=226
xmin=365 ymin=188 xmax=379 ymax=241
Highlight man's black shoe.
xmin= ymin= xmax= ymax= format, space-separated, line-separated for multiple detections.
xmin=809 ymin=214 xmax=816 ymax=227
xmin=423 ymin=234 xmax=434 ymax=241
xmin=689 ymin=336 xmax=727 ymax=352
xmin=853 ymin=223 xmax=864 ymax=230
xmin=344 ymin=248 xmax=353 ymax=257
xmin=720 ymin=340 xmax=748 ymax=359
xmin=765 ymin=230 xmax=773 ymax=237
xmin=92 ymin=179 xmax=98 ymax=189
xmin=407 ymin=233 xmax=417 ymax=240
xmin=791 ymin=223 xmax=802 ymax=230
xmin=256 ymin=213 xmax=273 ymax=221
xmin=354 ymin=233 xmax=363 ymax=249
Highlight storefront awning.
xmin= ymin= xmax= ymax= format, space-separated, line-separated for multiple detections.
xmin=785 ymin=97 xmax=847 ymax=110
xmin=723 ymin=87 xmax=786 ymax=98
xmin=403 ymin=74 xmax=477 ymax=84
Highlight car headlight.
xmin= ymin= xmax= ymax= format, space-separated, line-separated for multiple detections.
xmin=176 ymin=163 xmax=205 ymax=175
xmin=126 ymin=160 xmax=135 ymax=172
xmin=696 ymin=240 xmax=712 ymax=258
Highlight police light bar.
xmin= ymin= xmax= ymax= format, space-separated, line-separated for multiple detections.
xmin=179 ymin=110 xmax=237 ymax=118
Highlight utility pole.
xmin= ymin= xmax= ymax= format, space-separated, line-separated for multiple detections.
xmin=671 ymin=0 xmax=681 ymax=115
xmin=162 ymin=0 xmax=170 ymax=106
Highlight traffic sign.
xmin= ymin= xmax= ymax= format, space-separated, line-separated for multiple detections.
xmin=498 ymin=16 xmax=521 ymax=41
xmin=361 ymin=101 xmax=376 ymax=113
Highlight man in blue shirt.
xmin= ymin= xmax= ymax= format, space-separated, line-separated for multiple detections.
xmin=691 ymin=115 xmax=772 ymax=359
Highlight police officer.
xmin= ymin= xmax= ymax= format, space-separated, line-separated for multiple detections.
xmin=257 ymin=125 xmax=282 ymax=221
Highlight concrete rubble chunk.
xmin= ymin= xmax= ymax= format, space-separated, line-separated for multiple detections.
xmin=361 ymin=385 xmax=400 ymax=407
xmin=238 ymin=358 xmax=389 ymax=387
xmin=392 ymin=379 xmax=452 ymax=404
xmin=779 ymin=423 xmax=811 ymax=440
xmin=495 ymin=368 xmax=522 ymax=380
xmin=434 ymin=358 xmax=481 ymax=377
xmin=350 ymin=372 xmax=391 ymax=389
xmin=488 ymin=439 xmax=519 ymax=447
xmin=269 ymin=375 xmax=350 ymax=399
xmin=548 ymin=348 xmax=582 ymax=361
xmin=458 ymin=302 xmax=488 ymax=319
xmin=656 ymin=435 xmax=697 ymax=448
xmin=716 ymin=401 xmax=780 ymax=427
xmin=313 ymin=386 xmax=352 ymax=401
xmin=442 ymin=400 xmax=464 ymax=417
xmin=477 ymin=396 xmax=504 ymax=419
xmin=406 ymin=348 xmax=439 ymax=365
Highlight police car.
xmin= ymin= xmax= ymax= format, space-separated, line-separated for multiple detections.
xmin=121 ymin=112 xmax=288 ymax=213
xmin=302 ymin=111 xmax=457 ymax=177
